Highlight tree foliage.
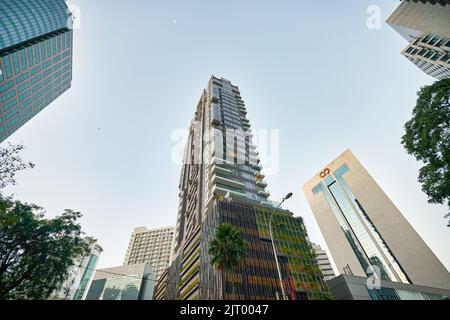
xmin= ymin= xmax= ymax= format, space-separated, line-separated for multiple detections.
xmin=0 ymin=143 xmax=93 ymax=300
xmin=0 ymin=144 xmax=34 ymax=191
xmin=401 ymin=79 xmax=450 ymax=225
xmin=208 ymin=223 xmax=247 ymax=273
xmin=0 ymin=198 xmax=93 ymax=300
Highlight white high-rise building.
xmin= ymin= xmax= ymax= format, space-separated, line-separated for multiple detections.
xmin=387 ymin=1 xmax=450 ymax=79
xmin=303 ymin=149 xmax=450 ymax=290
xmin=312 ymin=243 xmax=336 ymax=281
xmin=124 ymin=226 xmax=174 ymax=281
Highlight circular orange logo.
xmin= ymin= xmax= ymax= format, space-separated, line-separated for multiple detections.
xmin=319 ymin=168 xmax=331 ymax=179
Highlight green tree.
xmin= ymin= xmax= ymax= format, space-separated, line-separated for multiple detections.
xmin=0 ymin=199 xmax=93 ymax=300
xmin=208 ymin=223 xmax=247 ymax=273
xmin=0 ymin=143 xmax=34 ymax=191
xmin=402 ymin=79 xmax=450 ymax=226
xmin=0 ymin=143 xmax=94 ymax=300
xmin=209 ymin=223 xmax=247 ymax=299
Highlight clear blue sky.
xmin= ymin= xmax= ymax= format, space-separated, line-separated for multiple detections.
xmin=4 ymin=0 xmax=449 ymax=271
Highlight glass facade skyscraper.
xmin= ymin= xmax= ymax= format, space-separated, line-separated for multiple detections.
xmin=156 ymin=76 xmax=331 ymax=300
xmin=303 ymin=149 xmax=450 ymax=291
xmin=0 ymin=0 xmax=73 ymax=142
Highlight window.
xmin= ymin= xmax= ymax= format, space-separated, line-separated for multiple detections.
xmin=41 ymin=42 xmax=46 ymax=61
xmin=440 ymin=54 xmax=450 ymax=62
xmin=429 ymin=36 xmax=439 ymax=46
xmin=0 ymin=81 xmax=14 ymax=94
xmin=35 ymin=45 xmax=41 ymax=64
xmin=20 ymin=97 xmax=32 ymax=108
xmin=2 ymin=56 xmax=12 ymax=79
xmin=3 ymin=99 xmax=17 ymax=112
xmin=46 ymin=39 xmax=52 ymax=57
xmin=52 ymin=37 xmax=57 ymax=55
xmin=1 ymin=90 xmax=15 ymax=103
xmin=30 ymin=65 xmax=41 ymax=76
xmin=6 ymin=107 xmax=18 ymax=120
xmin=20 ymin=49 xmax=28 ymax=71
xmin=422 ymin=34 xmax=432 ymax=43
xmin=33 ymin=90 xmax=43 ymax=100
xmin=43 ymin=61 xmax=52 ymax=69
xmin=32 ymin=82 xmax=43 ymax=94
xmin=15 ymin=73 xmax=29 ymax=84
xmin=7 ymin=116 xmax=19 ymax=128
xmin=31 ymin=74 xmax=42 ymax=85
xmin=431 ymin=53 xmax=441 ymax=61
xmin=12 ymin=53 xmax=20 ymax=75
xmin=27 ymin=47 xmax=34 ymax=67
xmin=57 ymin=35 xmax=62 ymax=53
xmin=62 ymin=33 xmax=67 ymax=50
xmin=43 ymin=68 xmax=52 ymax=78
xmin=17 ymin=82 xmax=30 ymax=94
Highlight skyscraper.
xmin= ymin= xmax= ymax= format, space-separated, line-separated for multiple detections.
xmin=123 ymin=226 xmax=174 ymax=281
xmin=157 ymin=76 xmax=330 ymax=300
xmin=303 ymin=149 xmax=450 ymax=290
xmin=387 ymin=0 xmax=450 ymax=79
xmin=312 ymin=243 xmax=335 ymax=281
xmin=0 ymin=0 xmax=73 ymax=142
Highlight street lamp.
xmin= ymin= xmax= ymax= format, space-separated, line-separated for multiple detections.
xmin=269 ymin=192 xmax=293 ymax=300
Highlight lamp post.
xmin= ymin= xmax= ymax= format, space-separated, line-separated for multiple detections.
xmin=269 ymin=192 xmax=293 ymax=301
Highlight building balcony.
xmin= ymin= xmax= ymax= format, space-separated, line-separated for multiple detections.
xmin=212 ymin=175 xmax=245 ymax=190
xmin=213 ymin=184 xmax=247 ymax=198
xmin=249 ymin=149 xmax=258 ymax=157
xmin=252 ymin=163 xmax=263 ymax=171
xmin=212 ymin=165 xmax=232 ymax=176
xmin=258 ymin=190 xmax=270 ymax=198
xmin=213 ymin=157 xmax=235 ymax=166
xmin=256 ymin=180 xmax=268 ymax=187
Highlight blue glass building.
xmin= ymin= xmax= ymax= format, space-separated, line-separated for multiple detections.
xmin=0 ymin=0 xmax=72 ymax=142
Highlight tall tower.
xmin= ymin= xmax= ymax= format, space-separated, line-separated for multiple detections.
xmin=157 ymin=76 xmax=330 ymax=300
xmin=303 ymin=149 xmax=450 ymax=290
xmin=387 ymin=1 xmax=450 ymax=79
xmin=0 ymin=0 xmax=73 ymax=142
xmin=123 ymin=226 xmax=174 ymax=281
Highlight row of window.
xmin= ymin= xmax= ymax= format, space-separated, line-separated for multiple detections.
xmin=419 ymin=34 xmax=450 ymax=48
xmin=2 ymin=65 xmax=71 ymax=115
xmin=0 ymin=75 xmax=71 ymax=136
xmin=0 ymin=30 xmax=72 ymax=83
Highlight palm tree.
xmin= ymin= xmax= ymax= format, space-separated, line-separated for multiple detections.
xmin=209 ymin=223 xmax=247 ymax=299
